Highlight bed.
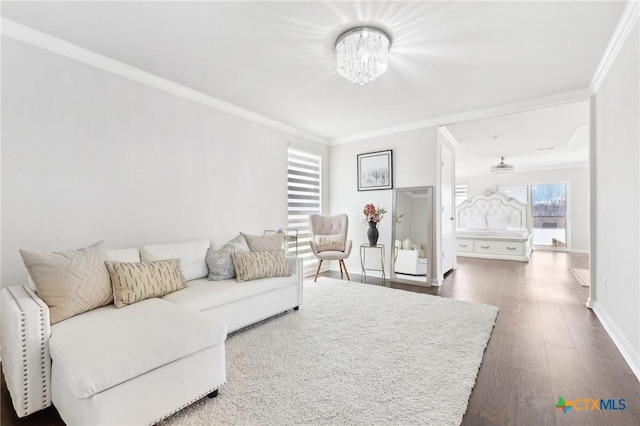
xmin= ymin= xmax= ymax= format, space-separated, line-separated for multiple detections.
xmin=456 ymin=190 xmax=532 ymax=262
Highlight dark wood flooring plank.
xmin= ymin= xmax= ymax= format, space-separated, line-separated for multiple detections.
xmin=539 ymin=301 xmax=576 ymax=348
xmin=464 ymin=357 xmax=555 ymax=426
xmin=485 ymin=329 xmax=549 ymax=377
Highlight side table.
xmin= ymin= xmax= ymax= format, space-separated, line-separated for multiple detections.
xmin=359 ymin=244 xmax=385 ymax=283
xmin=263 ymin=228 xmax=299 ymax=256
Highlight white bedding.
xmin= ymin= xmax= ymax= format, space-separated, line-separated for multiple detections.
xmin=456 ymin=229 xmax=530 ymax=239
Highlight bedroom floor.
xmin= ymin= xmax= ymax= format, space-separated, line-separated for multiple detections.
xmin=326 ymin=251 xmax=640 ymax=425
xmin=2 ymin=252 xmax=639 ymax=425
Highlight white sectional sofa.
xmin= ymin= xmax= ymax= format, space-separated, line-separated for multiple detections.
xmin=1 ymin=239 xmax=303 ymax=425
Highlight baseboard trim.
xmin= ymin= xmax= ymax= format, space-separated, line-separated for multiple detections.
xmin=532 ymin=247 xmax=590 ymax=254
xmin=591 ymin=300 xmax=640 ymax=383
xmin=567 ymin=249 xmax=590 ymax=254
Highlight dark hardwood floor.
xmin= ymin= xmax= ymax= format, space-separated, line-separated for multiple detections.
xmin=2 ymin=252 xmax=639 ymax=425
xmin=327 ymin=251 xmax=640 ymax=426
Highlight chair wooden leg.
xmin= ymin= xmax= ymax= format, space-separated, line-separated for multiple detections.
xmin=338 ymin=259 xmax=344 ymax=278
xmin=340 ymin=260 xmax=351 ymax=281
xmin=313 ymin=260 xmax=323 ymax=282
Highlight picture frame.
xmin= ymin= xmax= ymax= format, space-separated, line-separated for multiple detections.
xmin=357 ymin=150 xmax=393 ymax=191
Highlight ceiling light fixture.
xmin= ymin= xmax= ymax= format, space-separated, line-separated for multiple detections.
xmin=491 ymin=157 xmax=514 ymax=175
xmin=335 ymin=26 xmax=391 ymax=86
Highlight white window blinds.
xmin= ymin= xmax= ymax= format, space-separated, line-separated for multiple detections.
xmin=287 ymin=149 xmax=321 ymax=276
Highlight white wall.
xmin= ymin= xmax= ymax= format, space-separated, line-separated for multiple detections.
xmin=1 ymin=37 xmax=326 ymax=286
xmin=592 ymin=21 xmax=639 ymax=378
xmin=328 ymin=128 xmax=438 ymax=279
xmin=458 ymin=166 xmax=590 ymax=251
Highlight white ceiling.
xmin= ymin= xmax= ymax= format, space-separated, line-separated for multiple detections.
xmin=445 ymin=100 xmax=590 ymax=176
xmin=1 ymin=1 xmax=626 ymax=144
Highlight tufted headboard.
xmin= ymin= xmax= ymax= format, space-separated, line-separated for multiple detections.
xmin=456 ymin=190 xmax=530 ymax=231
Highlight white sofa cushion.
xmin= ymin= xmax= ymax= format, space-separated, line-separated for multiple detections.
xmin=49 ymin=298 xmax=226 ymax=399
xmin=162 ymin=276 xmax=293 ymax=312
xmin=140 ymin=240 xmax=211 ymax=281
xmin=106 ymin=248 xmax=141 ymax=263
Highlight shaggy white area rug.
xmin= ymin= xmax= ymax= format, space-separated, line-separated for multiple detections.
xmin=161 ymin=277 xmax=498 ymax=425
xmin=570 ymin=268 xmax=590 ymax=287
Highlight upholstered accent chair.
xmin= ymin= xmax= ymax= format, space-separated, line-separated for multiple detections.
xmin=309 ymin=214 xmax=352 ymax=282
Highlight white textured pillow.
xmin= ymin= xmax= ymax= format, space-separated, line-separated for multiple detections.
xmin=402 ymin=238 xmax=413 ymax=250
xmin=466 ymin=214 xmax=488 ymax=230
xmin=140 ymin=240 xmax=211 ymax=281
xmin=487 ymin=213 xmax=510 ymax=230
xmin=20 ymin=241 xmax=112 ymax=324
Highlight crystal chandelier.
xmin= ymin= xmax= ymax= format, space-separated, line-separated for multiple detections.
xmin=335 ymin=26 xmax=391 ymax=86
xmin=491 ymin=157 xmax=515 ymax=175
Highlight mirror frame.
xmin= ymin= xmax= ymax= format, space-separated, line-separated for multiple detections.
xmin=390 ymin=186 xmax=434 ymax=287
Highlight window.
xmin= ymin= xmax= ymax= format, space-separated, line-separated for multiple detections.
xmin=498 ymin=185 xmax=528 ymax=204
xmin=531 ymin=183 xmax=566 ymax=247
xmin=455 ymin=184 xmax=468 ymax=207
xmin=287 ymin=148 xmax=321 ymax=275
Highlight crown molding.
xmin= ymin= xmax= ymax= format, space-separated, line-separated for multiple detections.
xmin=590 ymin=0 xmax=639 ymax=93
xmin=329 ymin=88 xmax=592 ymax=145
xmin=1 ymin=19 xmax=329 ymax=145
xmin=438 ymin=126 xmax=459 ymax=148
xmin=567 ymin=124 xmax=589 ymax=146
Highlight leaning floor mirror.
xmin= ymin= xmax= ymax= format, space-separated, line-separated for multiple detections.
xmin=391 ymin=186 xmax=433 ymax=286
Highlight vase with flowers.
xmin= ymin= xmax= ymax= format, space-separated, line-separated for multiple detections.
xmin=363 ymin=203 xmax=387 ymax=246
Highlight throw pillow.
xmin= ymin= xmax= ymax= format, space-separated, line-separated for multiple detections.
xmin=402 ymin=238 xmax=414 ymax=250
xmin=106 ymin=259 xmax=186 ymax=308
xmin=205 ymin=234 xmax=250 ymax=281
xmin=314 ymin=234 xmax=345 ymax=252
xmin=466 ymin=213 xmax=488 ymax=230
xmin=487 ymin=213 xmax=510 ymax=230
xmin=241 ymin=233 xmax=283 ymax=252
xmin=19 ymin=241 xmax=113 ymax=324
xmin=231 ymin=250 xmax=291 ymax=282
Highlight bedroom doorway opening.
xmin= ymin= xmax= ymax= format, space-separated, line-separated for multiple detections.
xmin=442 ymin=98 xmax=592 ymax=305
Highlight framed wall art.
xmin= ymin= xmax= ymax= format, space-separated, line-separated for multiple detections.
xmin=357 ymin=150 xmax=393 ymax=191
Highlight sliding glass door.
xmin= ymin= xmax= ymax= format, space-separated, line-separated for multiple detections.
xmin=531 ymin=183 xmax=567 ymax=247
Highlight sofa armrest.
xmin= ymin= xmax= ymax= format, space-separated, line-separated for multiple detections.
xmin=286 ymin=256 xmax=304 ymax=308
xmin=1 ymin=285 xmax=52 ymax=417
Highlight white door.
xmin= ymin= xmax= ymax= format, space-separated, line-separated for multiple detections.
xmin=441 ymin=145 xmax=455 ymax=273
